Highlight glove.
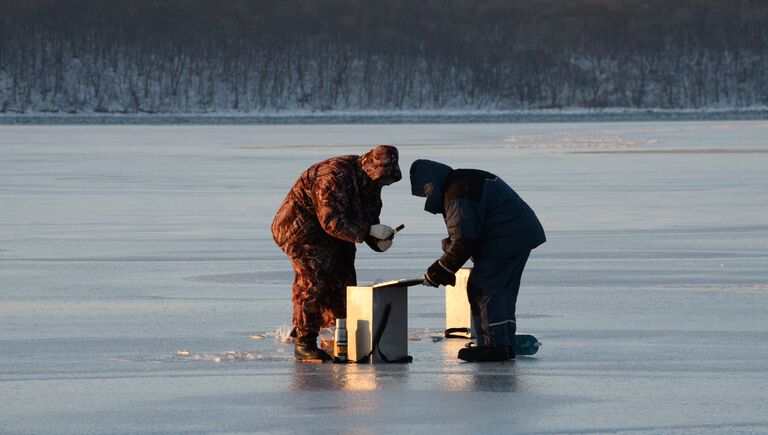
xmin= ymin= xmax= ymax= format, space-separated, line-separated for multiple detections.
xmin=364 ymin=235 xmax=392 ymax=252
xmin=424 ymin=260 xmax=456 ymax=287
xmin=369 ymin=224 xmax=395 ymax=240
xmin=376 ymin=238 xmax=393 ymax=252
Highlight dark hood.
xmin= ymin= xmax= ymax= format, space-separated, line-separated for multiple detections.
xmin=359 ymin=145 xmax=401 ymax=186
xmin=409 ymin=159 xmax=452 ymax=214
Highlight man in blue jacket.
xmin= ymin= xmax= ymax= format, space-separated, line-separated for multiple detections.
xmin=410 ymin=159 xmax=545 ymax=362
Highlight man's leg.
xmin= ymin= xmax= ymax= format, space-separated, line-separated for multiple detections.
xmin=289 ymin=245 xmax=336 ymax=361
xmin=467 ymin=259 xmax=512 ymax=346
xmin=502 ymin=251 xmax=530 ymax=359
xmin=461 ymin=251 xmax=530 ymax=362
xmin=319 ymin=243 xmax=357 ymax=329
xmin=289 ymin=256 xmax=322 ymax=341
xmin=462 ymin=258 xmax=510 ymax=362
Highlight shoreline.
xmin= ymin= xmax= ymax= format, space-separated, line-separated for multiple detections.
xmin=1 ymin=108 xmax=767 ymax=125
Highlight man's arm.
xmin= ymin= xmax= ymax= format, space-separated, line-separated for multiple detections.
xmin=425 ymin=197 xmax=482 ymax=286
xmin=313 ymin=171 xmax=370 ymax=243
xmin=440 ymin=197 xmax=481 ymax=270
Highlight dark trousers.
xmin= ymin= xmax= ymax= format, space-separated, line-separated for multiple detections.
xmin=467 ymin=250 xmax=531 ymax=347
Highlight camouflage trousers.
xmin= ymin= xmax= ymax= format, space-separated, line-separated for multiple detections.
xmin=287 ymin=242 xmax=356 ymax=339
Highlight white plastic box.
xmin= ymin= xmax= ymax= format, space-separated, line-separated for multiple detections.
xmin=346 ymin=283 xmax=409 ymax=363
xmin=445 ymin=268 xmax=473 ymax=338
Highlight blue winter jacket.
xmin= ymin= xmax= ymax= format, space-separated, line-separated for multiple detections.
xmin=410 ymin=159 xmax=545 ymax=272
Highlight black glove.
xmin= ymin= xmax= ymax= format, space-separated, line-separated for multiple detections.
xmin=424 ymin=260 xmax=456 ymax=287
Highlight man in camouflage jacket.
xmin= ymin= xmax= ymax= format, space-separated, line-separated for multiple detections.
xmin=272 ymin=145 xmax=401 ymax=361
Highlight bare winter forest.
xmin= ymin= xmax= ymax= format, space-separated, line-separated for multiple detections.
xmin=1 ymin=0 xmax=766 ymax=114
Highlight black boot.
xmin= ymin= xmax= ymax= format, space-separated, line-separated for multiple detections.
xmin=294 ymin=333 xmax=332 ymax=361
xmin=507 ymin=345 xmax=516 ymax=360
xmin=457 ymin=345 xmax=510 ymax=362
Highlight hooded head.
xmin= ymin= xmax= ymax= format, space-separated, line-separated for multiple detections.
xmin=360 ymin=145 xmax=402 ymax=186
xmin=409 ymin=159 xmax=452 ymax=214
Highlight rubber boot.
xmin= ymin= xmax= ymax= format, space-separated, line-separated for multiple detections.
xmin=294 ymin=333 xmax=332 ymax=362
xmin=457 ymin=345 xmax=509 ymax=362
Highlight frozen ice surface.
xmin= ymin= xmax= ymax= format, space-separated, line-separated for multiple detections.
xmin=1 ymin=121 xmax=767 ymax=434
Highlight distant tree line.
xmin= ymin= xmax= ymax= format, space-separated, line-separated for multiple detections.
xmin=1 ymin=0 xmax=766 ymax=113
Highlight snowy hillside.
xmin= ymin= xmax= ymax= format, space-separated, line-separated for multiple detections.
xmin=1 ymin=0 xmax=767 ymax=115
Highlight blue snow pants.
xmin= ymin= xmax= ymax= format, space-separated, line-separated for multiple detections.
xmin=467 ymin=250 xmax=531 ymax=347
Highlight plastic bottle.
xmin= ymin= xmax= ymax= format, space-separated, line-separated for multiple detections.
xmin=334 ymin=318 xmax=348 ymax=362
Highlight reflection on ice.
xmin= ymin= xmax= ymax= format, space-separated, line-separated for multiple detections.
xmin=441 ymin=366 xmax=524 ymax=393
xmin=291 ymin=363 xmax=393 ymax=392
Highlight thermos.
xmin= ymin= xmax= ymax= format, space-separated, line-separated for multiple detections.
xmin=334 ymin=318 xmax=348 ymax=361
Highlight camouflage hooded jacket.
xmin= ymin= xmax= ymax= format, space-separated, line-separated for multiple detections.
xmin=272 ymin=145 xmax=401 ymax=254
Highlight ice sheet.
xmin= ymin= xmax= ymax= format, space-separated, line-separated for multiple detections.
xmin=1 ymin=121 xmax=767 ymax=434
